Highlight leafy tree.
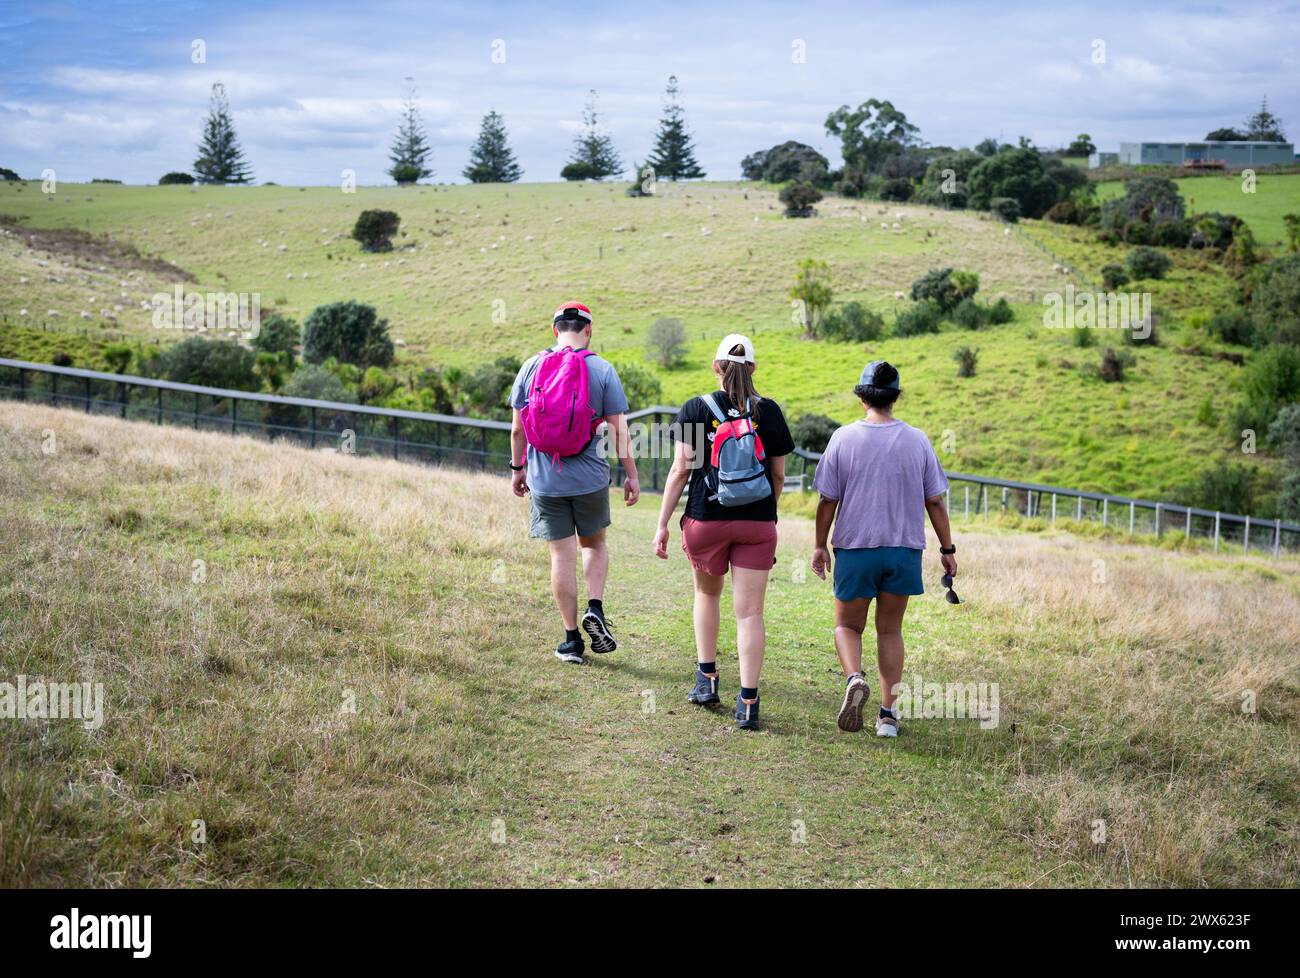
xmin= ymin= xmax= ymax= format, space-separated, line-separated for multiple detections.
xmin=1243 ymin=96 xmax=1286 ymax=142
xmin=193 ymin=83 xmax=252 ymax=185
xmin=790 ymin=259 xmax=833 ymax=337
xmin=966 ymin=148 xmax=1057 ymax=218
xmin=388 ymin=83 xmax=434 ymax=183
xmin=974 ymin=137 xmax=1000 ymax=157
xmin=1127 ymin=246 xmax=1172 ymax=281
xmin=464 ymin=110 xmax=522 ymax=183
xmin=879 ymin=177 xmax=913 ymax=201
xmin=352 ymin=209 xmax=401 ymax=252
xmin=1268 ymin=404 xmax=1300 ymax=519
xmin=780 ymin=180 xmax=823 ymax=216
xmin=1246 ymin=255 xmax=1300 ymax=345
xmin=646 ymin=76 xmax=705 ymax=181
xmin=824 ymin=99 xmax=920 ymax=175
xmin=302 ymin=300 xmax=395 ymax=369
xmin=1205 ymin=127 xmax=1246 ymax=141
xmin=1066 ymin=134 xmax=1095 ymax=156
xmin=989 ymin=197 xmax=1021 ymax=223
xmin=1100 ymin=176 xmax=1185 ymax=232
xmin=157 ymin=336 xmax=258 ymax=390
xmin=1232 ymin=344 xmax=1300 ymax=435
xmin=562 ymin=89 xmax=623 ymax=181
xmin=645 ymin=317 xmax=688 ymax=368
xmin=159 ymin=172 xmax=194 ymax=185
xmin=918 ymin=150 xmax=983 ymax=207
xmin=252 ymin=313 xmax=300 ymax=363
xmin=1185 ymin=462 xmax=1258 ymax=515
xmin=911 ymin=267 xmax=978 ymax=312
xmin=0 ymin=166 xmax=20 ymax=181
xmin=741 ymin=141 xmax=829 ymax=184
xmin=461 ymin=356 xmax=522 ymax=420
xmin=791 ymin=413 xmax=840 ymax=453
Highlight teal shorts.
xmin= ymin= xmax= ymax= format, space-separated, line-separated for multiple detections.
xmin=833 ymin=546 xmax=924 ymax=600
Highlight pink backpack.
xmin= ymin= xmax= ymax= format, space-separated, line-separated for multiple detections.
xmin=520 ymin=348 xmax=599 ymax=466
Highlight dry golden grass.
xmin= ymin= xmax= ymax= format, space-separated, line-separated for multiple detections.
xmin=2 ymin=402 xmax=1297 ymax=887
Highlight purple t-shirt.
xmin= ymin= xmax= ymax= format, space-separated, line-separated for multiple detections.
xmin=813 ymin=419 xmax=949 ymax=551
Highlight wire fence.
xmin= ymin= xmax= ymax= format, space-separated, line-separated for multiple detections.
xmin=3 ymin=357 xmax=1296 ymax=558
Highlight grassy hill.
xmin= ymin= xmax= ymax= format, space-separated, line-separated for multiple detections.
xmin=0 ymin=177 xmax=1278 ymax=500
xmin=2 ymin=402 xmax=1297 ymax=887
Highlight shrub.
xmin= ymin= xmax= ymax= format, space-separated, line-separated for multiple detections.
xmin=51 ymin=352 xmax=74 ymax=367
xmin=1245 ymin=255 xmax=1300 ymax=345
xmin=1189 ymin=212 xmax=1239 ymax=250
xmin=461 ymin=356 xmax=523 ymax=420
xmin=791 ymin=413 xmax=840 ymax=454
xmin=252 ymin=313 xmax=300 ymax=361
xmin=0 ymin=167 xmax=20 ymax=181
xmin=893 ymin=301 xmax=942 ymax=337
xmin=1101 ymin=264 xmax=1129 ymax=290
xmin=822 ymin=301 xmax=884 ymax=342
xmin=159 ymin=172 xmax=194 ymax=185
xmin=953 ymin=298 xmax=987 ymax=330
xmin=1233 ymin=344 xmax=1300 ymax=434
xmin=351 ymin=209 xmax=401 ymax=252
xmin=1152 ymin=219 xmax=1192 ymax=248
xmin=1044 ymin=201 xmax=1078 ymax=224
xmin=987 ymin=297 xmax=1015 ymax=324
xmin=989 ymin=197 xmax=1020 ymax=223
xmin=156 ymin=336 xmax=258 ymax=390
xmin=1098 ymin=346 xmax=1134 ymax=382
xmin=102 ymin=342 xmax=133 ymax=374
xmin=1268 ymin=403 xmax=1300 ymax=461
xmin=910 ymin=267 xmax=977 ymax=313
xmin=779 ymin=180 xmax=823 ymax=217
xmin=1072 ymin=325 xmax=1096 ymax=348
xmin=281 ymin=364 xmax=355 ymax=403
xmin=1185 ymin=462 xmax=1258 ymax=515
xmin=1127 ymin=246 xmax=1172 ymax=281
xmin=878 ymin=178 xmax=913 ymax=202
xmin=1121 ymin=220 xmax=1152 ymax=245
xmin=645 ymin=316 xmax=688 ymax=368
xmin=302 ymin=300 xmax=395 ymax=369
xmin=953 ymin=346 xmax=979 ymax=378
xmin=1205 ymin=309 xmax=1254 ymax=346
xmin=390 ymin=163 xmax=423 ymax=185
xmin=742 ymin=141 xmax=830 ymax=185
xmin=1099 ymin=176 xmax=1185 ymax=233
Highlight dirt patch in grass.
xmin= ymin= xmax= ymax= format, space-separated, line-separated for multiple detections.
xmin=0 ymin=215 xmax=194 ymax=281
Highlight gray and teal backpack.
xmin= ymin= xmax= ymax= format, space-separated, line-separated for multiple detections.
xmin=701 ymin=394 xmax=771 ymax=507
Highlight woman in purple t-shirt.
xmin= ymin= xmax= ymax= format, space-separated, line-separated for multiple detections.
xmin=810 ymin=360 xmax=958 ymax=738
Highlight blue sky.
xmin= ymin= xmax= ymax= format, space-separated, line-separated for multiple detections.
xmin=1 ymin=0 xmax=1296 ymax=184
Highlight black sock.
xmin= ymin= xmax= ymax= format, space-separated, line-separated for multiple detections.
xmin=698 ymin=660 xmax=717 ymax=674
xmin=740 ymin=686 xmax=758 ymax=701
xmin=880 ymin=705 xmax=894 ymax=719
xmin=587 ymin=598 xmax=603 ymax=613
xmin=565 ymin=628 xmax=581 ymax=644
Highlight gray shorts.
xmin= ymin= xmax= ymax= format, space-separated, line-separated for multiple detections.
xmin=529 ymin=489 xmax=611 ymax=541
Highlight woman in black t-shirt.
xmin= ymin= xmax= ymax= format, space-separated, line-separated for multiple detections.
xmin=653 ymin=334 xmax=795 ymax=730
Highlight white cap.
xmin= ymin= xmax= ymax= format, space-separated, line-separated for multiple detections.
xmin=714 ymin=333 xmax=755 ymax=364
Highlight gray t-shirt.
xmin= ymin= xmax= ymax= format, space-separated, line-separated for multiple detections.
xmin=510 ymin=348 xmax=630 ymax=497
xmin=813 ymin=419 xmax=949 ymax=551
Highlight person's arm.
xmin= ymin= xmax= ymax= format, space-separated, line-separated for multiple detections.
xmin=605 ymin=412 xmax=640 ymax=506
xmin=926 ymin=494 xmax=957 ymax=576
xmin=653 ymin=439 xmax=693 ymax=558
xmin=769 ymin=454 xmax=786 ymax=497
xmin=510 ymin=408 xmax=528 ymax=497
xmin=811 ymin=495 xmax=838 ymax=579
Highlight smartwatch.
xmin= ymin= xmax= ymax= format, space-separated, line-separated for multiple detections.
xmin=939 ymin=545 xmax=956 ymax=555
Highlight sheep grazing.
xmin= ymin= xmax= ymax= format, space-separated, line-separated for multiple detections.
xmin=881 ymin=222 xmax=889 ymax=230
xmin=894 ymin=291 xmax=906 ymax=301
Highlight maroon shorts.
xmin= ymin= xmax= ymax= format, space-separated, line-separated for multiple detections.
xmin=680 ymin=516 xmax=778 ymax=576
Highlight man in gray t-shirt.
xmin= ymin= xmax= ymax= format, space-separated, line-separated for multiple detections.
xmin=508 ymin=301 xmax=640 ymax=666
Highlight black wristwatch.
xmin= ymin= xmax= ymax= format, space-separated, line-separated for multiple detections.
xmin=940 ymin=544 xmax=956 ymax=555
xmin=508 ymin=461 xmax=525 ymax=471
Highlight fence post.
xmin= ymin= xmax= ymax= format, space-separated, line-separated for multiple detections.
xmin=964 ymin=485 xmax=970 ymax=518
xmin=1051 ymin=493 xmax=1057 ymax=523
xmin=156 ymin=386 xmax=162 ymax=424
xmin=85 ymin=376 xmax=92 ymax=412
xmin=193 ymin=392 xmax=199 ymax=429
xmin=310 ymin=407 xmax=317 ymax=448
xmin=480 ymin=428 xmax=488 ymax=470
xmin=229 ymin=397 xmax=236 ymax=434
xmin=982 ymin=485 xmax=987 ymax=514
xmin=50 ymin=372 xmax=57 ymax=404
xmin=1275 ymin=519 xmax=1282 ymax=557
xmin=1076 ymin=495 xmax=1082 ymax=520
xmin=391 ymin=416 xmax=400 ymax=460
xmin=1185 ymin=507 xmax=1191 ymax=541
xmin=1103 ymin=498 xmax=1108 ymax=528
xmin=1155 ymin=503 xmax=1162 ymax=539
xmin=1244 ymin=516 xmax=1250 ymax=555
xmin=1001 ymin=487 xmax=1008 ymax=512
xmin=1128 ymin=501 xmax=1134 ymax=538
xmin=121 ymin=383 xmax=129 ymax=419
xmin=1214 ymin=512 xmax=1220 ymax=552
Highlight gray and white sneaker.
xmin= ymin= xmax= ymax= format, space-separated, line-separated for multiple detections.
xmin=581 ymin=604 xmax=617 ymax=654
xmin=876 ymin=713 xmax=900 ymax=738
xmin=837 ymin=673 xmax=870 ymax=732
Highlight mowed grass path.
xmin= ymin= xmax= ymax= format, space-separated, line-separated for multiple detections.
xmin=2 ymin=404 xmax=1297 ymax=887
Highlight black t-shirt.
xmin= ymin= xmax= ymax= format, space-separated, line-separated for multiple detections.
xmin=671 ymin=392 xmax=795 ymax=522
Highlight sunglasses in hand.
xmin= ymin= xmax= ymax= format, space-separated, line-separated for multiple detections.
xmin=941 ymin=571 xmax=961 ymax=605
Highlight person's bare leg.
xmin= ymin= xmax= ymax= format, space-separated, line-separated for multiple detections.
xmin=692 ymin=567 xmax=725 ymax=671
xmin=874 ymin=592 xmax=910 ymax=710
xmin=731 ymin=566 xmax=770 ymax=697
xmin=834 ymin=597 xmax=872 ymax=677
xmin=578 ymin=529 xmax=608 ymax=602
xmin=547 ymin=536 xmax=579 ymax=630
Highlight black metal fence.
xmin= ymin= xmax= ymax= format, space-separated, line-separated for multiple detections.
xmin=3 ymin=357 xmax=1297 ymax=557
